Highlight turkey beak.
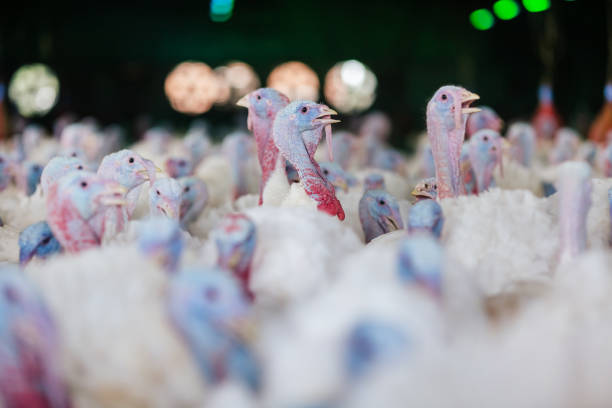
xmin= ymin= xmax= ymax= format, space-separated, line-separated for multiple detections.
xmin=138 ymin=159 xmax=163 ymax=181
xmin=227 ymin=316 xmax=257 ymax=342
xmin=333 ymin=178 xmax=349 ymax=193
xmin=383 ymin=210 xmax=404 ymax=232
xmin=461 ymin=91 xmax=481 ymax=115
xmin=314 ymin=106 xmax=340 ymax=162
xmin=313 ymin=106 xmax=341 ymax=125
xmin=158 ymin=201 xmax=179 ymax=220
xmin=99 ymin=185 xmax=128 ymax=206
xmin=411 ymin=187 xmax=434 ymax=200
xmin=236 ymin=95 xmax=250 ymax=108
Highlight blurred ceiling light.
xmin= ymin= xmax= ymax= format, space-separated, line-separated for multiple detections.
xmin=210 ymin=0 xmax=234 ymax=22
xmin=522 ymin=0 xmax=550 ymax=12
xmin=164 ymin=61 xmax=219 ymax=115
xmin=470 ymin=9 xmax=495 ymax=30
xmin=8 ymin=63 xmax=59 ymax=117
xmin=214 ymin=62 xmax=260 ymax=105
xmin=267 ymin=61 xmax=319 ymax=101
xmin=324 ymin=60 xmax=377 ymax=114
xmin=493 ymin=0 xmax=520 ymax=20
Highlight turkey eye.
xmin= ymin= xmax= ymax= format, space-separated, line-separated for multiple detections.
xmin=32 ymin=165 xmax=40 ymax=172
xmin=71 ymin=152 xmax=77 ymax=157
xmin=184 ymin=186 xmax=190 ymax=193
xmin=41 ymin=236 xmax=51 ymax=245
xmin=256 ymin=95 xmax=262 ymax=100
xmin=434 ymin=185 xmax=437 ymax=190
xmin=323 ymin=169 xmax=329 ymax=175
xmin=441 ymin=94 xmax=447 ymax=100
xmin=178 ymin=160 xmax=186 ymax=166
xmin=77 ymin=165 xmax=83 ymax=170
xmin=424 ymin=184 xmax=429 ymax=189
xmin=80 ymin=181 xmax=88 ymax=188
xmin=379 ymin=200 xmax=385 ymax=205
xmin=483 ymin=136 xmax=489 ymax=142
xmin=128 ymin=157 xmax=135 ymax=164
xmin=301 ymin=106 xmax=308 ymax=113
xmin=156 ymin=190 xmax=161 ymax=196
xmin=204 ymin=287 xmax=219 ymax=302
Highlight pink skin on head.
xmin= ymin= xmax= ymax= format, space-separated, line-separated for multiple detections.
xmin=239 ymin=89 xmax=290 ymax=205
xmin=46 ymin=173 xmax=126 ymax=253
xmin=427 ymin=86 xmax=480 ymax=199
xmin=558 ymin=162 xmax=592 ymax=264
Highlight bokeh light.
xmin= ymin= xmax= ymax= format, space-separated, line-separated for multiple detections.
xmin=522 ymin=0 xmax=550 ymax=12
xmin=324 ymin=60 xmax=377 ymax=114
xmin=493 ymin=0 xmax=520 ymax=20
xmin=470 ymin=9 xmax=495 ymax=31
xmin=164 ymin=61 xmax=219 ymax=115
xmin=210 ymin=0 xmax=234 ymax=22
xmin=267 ymin=61 xmax=319 ymax=101
xmin=8 ymin=63 xmax=59 ymax=117
xmin=214 ymin=61 xmax=261 ymax=105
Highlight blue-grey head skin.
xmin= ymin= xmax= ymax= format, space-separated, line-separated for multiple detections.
xmin=178 ymin=177 xmax=209 ymax=228
xmin=469 ymin=129 xmax=503 ymax=194
xmin=507 ymin=122 xmax=535 ymax=168
xmin=149 ymin=177 xmax=183 ymax=220
xmin=364 ymin=173 xmax=385 ymax=191
xmin=407 ymin=200 xmax=444 ymax=239
xmin=423 ymin=145 xmax=436 ymax=178
xmin=345 ymin=320 xmax=408 ymax=379
xmin=24 ymin=161 xmax=43 ymax=196
xmin=397 ymin=234 xmax=444 ymax=298
xmin=184 ymin=121 xmax=211 ymax=165
xmin=97 ymin=149 xmax=158 ymax=191
xmin=0 ymin=266 xmax=71 ymax=407
xmin=0 ymin=153 xmax=13 ymax=191
xmin=40 ymin=156 xmax=86 ymax=195
xmin=212 ymin=213 xmax=257 ymax=301
xmin=460 ymin=144 xmax=476 ymax=194
xmin=138 ymin=217 xmax=184 ymax=273
xmin=165 ymin=157 xmax=194 ymax=179
xmin=609 ymin=187 xmax=612 ymax=246
xmin=168 ymin=266 xmax=260 ymax=391
xmin=320 ymin=162 xmax=353 ymax=193
xmin=371 ymin=148 xmax=405 ymax=173
xmin=359 ymin=190 xmax=404 ymax=243
xmin=19 ymin=221 xmax=62 ymax=266
xmin=223 ymin=132 xmax=254 ymax=199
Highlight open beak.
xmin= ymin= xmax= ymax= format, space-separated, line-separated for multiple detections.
xmin=314 ymin=105 xmax=340 ymax=162
xmin=99 ymin=185 xmax=128 ymax=206
xmin=460 ymin=91 xmax=481 ymax=114
xmin=313 ymin=106 xmax=341 ymax=125
xmin=411 ymin=187 xmax=434 ymax=200
xmin=236 ymin=94 xmax=250 ymax=108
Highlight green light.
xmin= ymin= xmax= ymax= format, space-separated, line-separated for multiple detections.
xmin=210 ymin=11 xmax=232 ymax=22
xmin=493 ymin=0 xmax=520 ymax=20
xmin=470 ymin=9 xmax=495 ymax=31
xmin=522 ymin=0 xmax=550 ymax=12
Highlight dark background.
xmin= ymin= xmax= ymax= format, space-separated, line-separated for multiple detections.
xmin=0 ymin=0 xmax=607 ymax=148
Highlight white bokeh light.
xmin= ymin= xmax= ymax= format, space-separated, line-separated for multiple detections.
xmin=324 ymin=59 xmax=377 ymax=114
xmin=8 ymin=64 xmax=59 ymax=117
